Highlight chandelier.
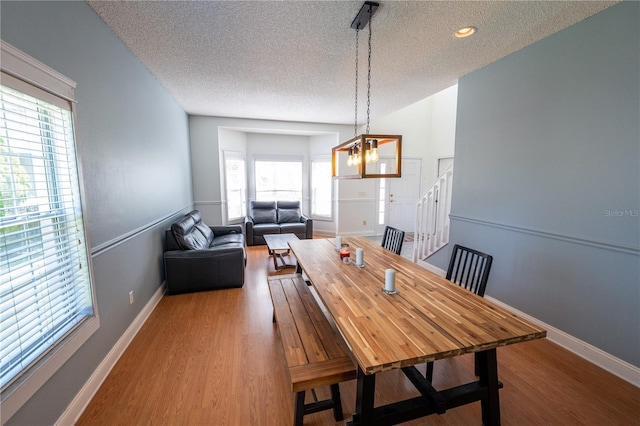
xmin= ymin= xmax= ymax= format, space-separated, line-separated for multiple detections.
xmin=332 ymin=1 xmax=402 ymax=179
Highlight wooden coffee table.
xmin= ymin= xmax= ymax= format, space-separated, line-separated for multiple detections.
xmin=263 ymin=233 xmax=299 ymax=271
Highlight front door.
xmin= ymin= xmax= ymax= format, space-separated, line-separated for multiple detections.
xmin=380 ymin=158 xmax=421 ymax=234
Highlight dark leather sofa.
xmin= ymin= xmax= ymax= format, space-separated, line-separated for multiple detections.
xmin=244 ymin=200 xmax=313 ymax=246
xmin=164 ymin=210 xmax=246 ymax=294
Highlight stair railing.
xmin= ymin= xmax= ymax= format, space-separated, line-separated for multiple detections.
xmin=413 ymin=164 xmax=453 ymax=262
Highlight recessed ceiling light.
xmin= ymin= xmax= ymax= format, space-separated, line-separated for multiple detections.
xmin=454 ymin=26 xmax=477 ymax=38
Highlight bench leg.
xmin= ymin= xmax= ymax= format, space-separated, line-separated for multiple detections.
xmin=294 ymin=391 xmax=305 ymax=426
xmin=330 ymin=383 xmax=344 ymax=421
xmin=293 ymin=386 xmax=344 ymax=425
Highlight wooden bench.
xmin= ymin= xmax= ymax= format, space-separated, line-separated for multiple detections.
xmin=268 ymin=274 xmax=356 ymax=426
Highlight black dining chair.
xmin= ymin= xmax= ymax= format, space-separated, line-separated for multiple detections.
xmin=381 ymin=226 xmax=405 ymax=255
xmin=445 ymin=244 xmax=493 ymax=297
xmin=425 ymin=244 xmax=493 ymax=381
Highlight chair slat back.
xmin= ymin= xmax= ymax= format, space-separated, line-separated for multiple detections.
xmin=381 ymin=226 xmax=405 ymax=255
xmin=446 ymin=244 xmax=493 ymax=297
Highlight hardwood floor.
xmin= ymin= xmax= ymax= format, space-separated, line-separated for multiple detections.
xmin=77 ymin=243 xmax=639 ymax=425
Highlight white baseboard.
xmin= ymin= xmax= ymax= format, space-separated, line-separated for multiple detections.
xmin=416 ymin=260 xmax=447 ymax=277
xmin=56 ymin=284 xmax=165 ymax=426
xmin=418 ymin=260 xmax=639 ymax=387
xmin=484 ymin=295 xmax=640 ymax=387
xmin=338 ymin=231 xmax=376 ymax=237
xmin=312 ymin=231 xmax=334 ymax=238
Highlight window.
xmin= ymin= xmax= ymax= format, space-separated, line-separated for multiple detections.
xmin=1 ymin=42 xmax=98 ymax=420
xmin=255 ymin=159 xmax=302 ymax=202
xmin=223 ymin=152 xmax=246 ymax=221
xmin=311 ymin=157 xmax=332 ymax=218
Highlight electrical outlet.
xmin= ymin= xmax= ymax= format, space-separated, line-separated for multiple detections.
xmin=129 ymin=291 xmax=134 ymax=304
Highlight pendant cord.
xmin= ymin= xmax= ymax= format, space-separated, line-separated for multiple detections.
xmin=366 ymin=6 xmax=372 ymax=134
xmin=354 ymin=27 xmax=359 ymax=137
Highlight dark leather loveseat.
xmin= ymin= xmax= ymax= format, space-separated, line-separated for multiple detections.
xmin=244 ymin=200 xmax=313 ymax=246
xmin=164 ymin=210 xmax=246 ymax=295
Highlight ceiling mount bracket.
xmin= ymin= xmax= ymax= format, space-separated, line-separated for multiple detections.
xmin=350 ymin=1 xmax=379 ymax=30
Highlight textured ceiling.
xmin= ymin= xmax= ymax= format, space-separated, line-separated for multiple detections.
xmin=87 ymin=1 xmax=616 ymax=125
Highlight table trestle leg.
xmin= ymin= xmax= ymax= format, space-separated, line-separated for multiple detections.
xmin=351 ymin=366 xmax=375 ymax=425
xmin=348 ymin=351 xmax=505 ymax=426
xmin=402 ymin=366 xmax=446 ymax=413
xmin=425 ymin=361 xmax=434 ymax=382
xmin=476 ymin=348 xmax=502 ymax=426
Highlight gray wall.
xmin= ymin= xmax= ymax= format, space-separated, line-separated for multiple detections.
xmin=1 ymin=2 xmax=192 ymax=424
xmin=439 ymin=2 xmax=639 ymax=366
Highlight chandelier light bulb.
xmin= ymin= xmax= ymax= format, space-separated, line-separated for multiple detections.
xmin=370 ymin=139 xmax=379 ymax=162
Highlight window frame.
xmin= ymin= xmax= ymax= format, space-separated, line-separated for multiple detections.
xmin=253 ymin=155 xmax=303 ymax=203
xmin=310 ymin=155 xmax=333 ymax=221
xmin=0 ymin=40 xmax=99 ymax=421
xmin=222 ymin=150 xmax=247 ymax=223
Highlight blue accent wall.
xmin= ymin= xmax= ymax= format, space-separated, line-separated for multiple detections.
xmin=444 ymin=2 xmax=639 ymax=366
xmin=1 ymin=2 xmax=192 ymax=424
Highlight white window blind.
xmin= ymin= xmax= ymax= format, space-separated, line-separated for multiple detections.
xmin=0 ymin=73 xmax=95 ymax=396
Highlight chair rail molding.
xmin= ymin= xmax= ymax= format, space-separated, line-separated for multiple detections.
xmin=448 ymin=214 xmax=639 ymax=256
xmin=91 ymin=205 xmax=192 ymax=257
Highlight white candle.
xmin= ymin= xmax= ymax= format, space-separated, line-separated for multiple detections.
xmin=355 ymin=248 xmax=364 ymax=266
xmin=335 ymin=236 xmax=342 ymax=250
xmin=385 ymin=269 xmax=396 ymax=292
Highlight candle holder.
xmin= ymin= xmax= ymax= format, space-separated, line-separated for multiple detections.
xmin=339 ymin=244 xmax=351 ymax=261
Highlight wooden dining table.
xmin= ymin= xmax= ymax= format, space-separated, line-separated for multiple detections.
xmin=288 ymin=237 xmax=546 ymax=426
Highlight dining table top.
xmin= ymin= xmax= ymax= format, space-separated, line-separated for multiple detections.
xmin=288 ymin=237 xmax=546 ymax=375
